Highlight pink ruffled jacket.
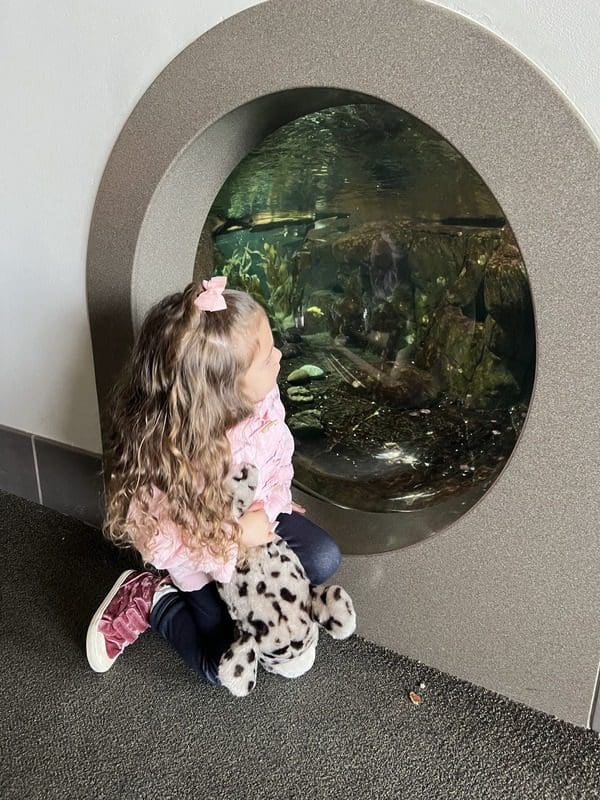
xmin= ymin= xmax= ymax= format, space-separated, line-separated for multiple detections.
xmin=129 ymin=385 xmax=295 ymax=592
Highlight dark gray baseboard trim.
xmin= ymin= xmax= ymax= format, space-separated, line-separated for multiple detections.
xmin=0 ymin=424 xmax=104 ymax=529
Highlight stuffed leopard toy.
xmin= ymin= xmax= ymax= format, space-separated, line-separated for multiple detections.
xmin=217 ymin=464 xmax=356 ymax=696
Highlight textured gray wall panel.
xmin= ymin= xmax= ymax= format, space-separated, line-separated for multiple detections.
xmin=87 ymin=0 xmax=600 ymax=726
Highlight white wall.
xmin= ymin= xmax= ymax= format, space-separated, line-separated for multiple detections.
xmin=1 ymin=0 xmax=598 ymax=453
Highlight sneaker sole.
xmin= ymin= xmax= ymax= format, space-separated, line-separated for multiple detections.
xmin=86 ymin=569 xmax=136 ymax=673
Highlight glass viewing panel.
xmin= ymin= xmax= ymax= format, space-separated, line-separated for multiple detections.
xmin=196 ymin=102 xmax=535 ymax=515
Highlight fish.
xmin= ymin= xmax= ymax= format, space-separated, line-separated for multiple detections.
xmin=314 ymin=216 xmax=344 ymax=230
xmin=306 ymin=306 xmax=325 ymax=317
xmin=305 ymin=229 xmax=329 ymax=244
xmin=213 ymin=211 xmax=351 ymax=237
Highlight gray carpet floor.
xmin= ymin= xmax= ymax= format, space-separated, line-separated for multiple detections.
xmin=1 ymin=489 xmax=599 ymax=800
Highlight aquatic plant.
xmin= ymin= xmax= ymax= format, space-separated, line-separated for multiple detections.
xmin=260 ymin=241 xmax=305 ymax=326
xmin=220 ymin=244 xmax=264 ymax=305
xmin=219 ymin=241 xmax=308 ymax=330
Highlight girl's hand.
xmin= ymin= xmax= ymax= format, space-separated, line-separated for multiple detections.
xmin=238 ymin=507 xmax=275 ymax=547
xmin=291 ymin=501 xmax=306 ymax=514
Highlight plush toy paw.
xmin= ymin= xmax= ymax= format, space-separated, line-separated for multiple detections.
xmin=310 ymin=585 xmax=357 ymax=640
xmin=266 ymin=644 xmax=316 ymax=679
xmin=218 ymin=630 xmax=259 ymax=697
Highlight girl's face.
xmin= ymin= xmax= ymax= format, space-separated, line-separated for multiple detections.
xmin=240 ymin=314 xmax=282 ymax=404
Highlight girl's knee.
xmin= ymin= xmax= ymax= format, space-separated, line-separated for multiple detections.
xmin=309 ymin=532 xmax=342 ymax=585
xmin=278 ymin=514 xmax=343 ymax=585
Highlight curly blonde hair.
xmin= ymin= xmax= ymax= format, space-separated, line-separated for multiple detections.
xmin=102 ymin=281 xmax=264 ymax=565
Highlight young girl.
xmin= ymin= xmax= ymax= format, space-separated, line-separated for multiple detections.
xmin=86 ymin=276 xmax=342 ymax=685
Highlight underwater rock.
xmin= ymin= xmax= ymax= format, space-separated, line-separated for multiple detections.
xmin=307 ymin=290 xmax=339 ymax=311
xmin=329 ymin=274 xmax=365 ymax=342
xmin=301 ymin=364 xmax=325 ymax=378
xmin=410 ymin=225 xmax=532 ymax=405
xmin=447 ymin=257 xmax=486 ymax=309
xmin=481 ymin=236 xmax=534 ymax=397
xmin=287 ymin=365 xmax=326 ymax=384
xmin=287 ymin=386 xmax=314 ymax=404
xmin=410 ymin=229 xmax=499 ymax=292
xmin=397 ymin=229 xmax=494 ymax=353
xmin=483 ymin=315 xmax=514 ymax=361
xmin=470 ymin=349 xmax=520 ymax=408
xmin=483 ymin=305 xmax=534 ymax=397
xmin=332 ymin=221 xmax=407 ymax=266
xmin=418 ymin=306 xmax=485 ymax=395
xmin=417 ymin=304 xmax=524 ymax=407
xmin=370 ymin=300 xmax=405 ymax=334
xmin=410 ymin=234 xmax=461 ymax=291
xmin=281 ymin=343 xmax=302 ymax=360
xmin=366 ymin=299 xmax=408 ymax=359
xmin=366 ymin=330 xmax=391 ymax=354
xmin=284 ymin=329 xmax=303 ymax=343
xmin=372 ymin=364 xmax=439 ymax=408
xmin=287 ymin=368 xmax=310 ymax=385
xmin=288 ymin=409 xmax=324 ymax=438
xmin=484 ymin=244 xmax=531 ymax=328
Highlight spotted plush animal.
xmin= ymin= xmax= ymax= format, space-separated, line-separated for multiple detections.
xmin=217 ymin=465 xmax=356 ymax=697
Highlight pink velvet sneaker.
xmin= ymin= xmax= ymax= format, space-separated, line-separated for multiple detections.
xmin=86 ymin=570 xmax=166 ymax=673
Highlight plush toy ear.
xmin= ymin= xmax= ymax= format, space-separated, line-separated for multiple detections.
xmin=228 ymin=463 xmax=258 ymax=517
xmin=309 ymin=585 xmax=357 ymax=640
xmin=218 ymin=632 xmax=259 ymax=697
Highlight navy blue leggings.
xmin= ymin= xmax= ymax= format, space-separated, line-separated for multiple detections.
xmin=149 ymin=512 xmax=341 ymax=685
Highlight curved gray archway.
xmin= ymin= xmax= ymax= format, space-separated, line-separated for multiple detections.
xmin=87 ymin=0 xmax=600 ymax=726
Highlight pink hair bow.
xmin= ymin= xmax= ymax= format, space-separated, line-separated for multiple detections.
xmin=194 ymin=276 xmax=228 ymax=312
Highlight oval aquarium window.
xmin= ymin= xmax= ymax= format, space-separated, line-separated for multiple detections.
xmin=195 ymin=101 xmax=536 ymax=521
